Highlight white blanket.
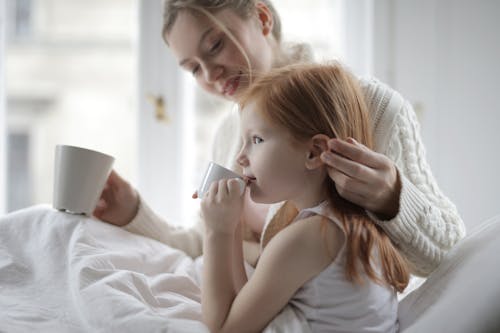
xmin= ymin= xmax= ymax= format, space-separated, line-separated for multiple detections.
xmin=0 ymin=205 xmax=309 ymax=332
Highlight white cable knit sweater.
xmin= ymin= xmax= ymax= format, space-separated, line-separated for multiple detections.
xmin=125 ymin=77 xmax=466 ymax=277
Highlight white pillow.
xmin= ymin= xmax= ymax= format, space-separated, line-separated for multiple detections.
xmin=398 ymin=214 xmax=500 ymax=332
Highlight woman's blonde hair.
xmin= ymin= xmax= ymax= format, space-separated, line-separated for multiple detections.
xmin=161 ymin=0 xmax=312 ymax=71
xmin=239 ymin=62 xmax=410 ymax=293
xmin=163 ymin=0 xmax=281 ymax=42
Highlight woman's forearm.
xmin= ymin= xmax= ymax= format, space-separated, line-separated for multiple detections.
xmin=125 ymin=197 xmax=204 ymax=258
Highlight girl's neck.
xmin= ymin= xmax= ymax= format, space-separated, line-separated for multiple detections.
xmin=290 ymin=181 xmax=328 ymax=211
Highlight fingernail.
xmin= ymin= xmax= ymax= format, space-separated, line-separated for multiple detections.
xmin=321 ymin=152 xmax=332 ymax=162
xmin=328 ymin=139 xmax=338 ymax=149
xmin=347 ymin=137 xmax=357 ymax=144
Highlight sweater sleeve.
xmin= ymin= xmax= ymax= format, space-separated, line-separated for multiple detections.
xmin=361 ymin=78 xmax=466 ymax=277
xmin=123 ymin=195 xmax=204 ymax=259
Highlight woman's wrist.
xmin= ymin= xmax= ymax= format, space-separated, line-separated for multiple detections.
xmin=122 ymin=190 xmax=140 ymax=225
xmin=374 ymin=168 xmax=401 ymax=220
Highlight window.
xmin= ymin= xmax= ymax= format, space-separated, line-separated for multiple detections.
xmin=5 ymin=0 xmax=138 ymax=212
xmin=5 ymin=0 xmax=32 ymax=41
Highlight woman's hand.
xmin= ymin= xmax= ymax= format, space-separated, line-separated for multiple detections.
xmin=201 ymin=179 xmax=246 ymax=234
xmin=93 ymin=170 xmax=139 ymax=226
xmin=320 ymin=138 xmax=401 ymax=220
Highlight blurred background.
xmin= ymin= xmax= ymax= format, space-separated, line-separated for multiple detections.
xmin=0 ymin=0 xmax=499 ymax=230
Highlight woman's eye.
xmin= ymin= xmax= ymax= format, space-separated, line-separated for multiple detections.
xmin=252 ymin=136 xmax=263 ymax=144
xmin=209 ymin=39 xmax=223 ymax=54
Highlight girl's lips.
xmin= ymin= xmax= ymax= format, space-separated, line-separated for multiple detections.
xmin=223 ymin=72 xmax=242 ymax=96
xmin=243 ymin=175 xmax=256 ymax=185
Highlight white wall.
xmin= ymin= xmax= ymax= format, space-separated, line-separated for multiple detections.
xmin=373 ymin=0 xmax=500 ymax=229
xmin=0 ymin=0 xmax=6 ymax=214
xmin=341 ymin=0 xmax=374 ymax=77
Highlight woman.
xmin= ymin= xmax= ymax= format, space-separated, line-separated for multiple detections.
xmin=93 ymin=0 xmax=465 ymax=278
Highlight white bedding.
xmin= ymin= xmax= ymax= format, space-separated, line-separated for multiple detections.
xmin=0 ymin=205 xmax=309 ymax=332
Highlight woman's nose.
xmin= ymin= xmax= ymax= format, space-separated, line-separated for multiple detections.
xmin=204 ymin=64 xmax=223 ymax=83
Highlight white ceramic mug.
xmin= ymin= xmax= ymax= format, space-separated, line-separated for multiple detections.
xmin=198 ymin=161 xmax=245 ymax=198
xmin=53 ymin=145 xmax=115 ymax=216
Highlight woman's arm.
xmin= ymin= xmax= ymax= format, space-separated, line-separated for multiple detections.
xmin=370 ymin=95 xmax=466 ymax=275
xmin=93 ymin=170 xmax=204 ymax=258
xmin=124 ymin=196 xmax=204 ymax=258
xmin=320 ymin=78 xmax=466 ymax=276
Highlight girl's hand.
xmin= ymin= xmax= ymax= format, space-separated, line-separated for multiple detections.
xmin=320 ymin=138 xmax=401 ymax=220
xmin=93 ymin=170 xmax=139 ymax=226
xmin=201 ymin=178 xmax=246 ymax=234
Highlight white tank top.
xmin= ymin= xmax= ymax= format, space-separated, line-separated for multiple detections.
xmin=261 ymin=201 xmax=399 ymax=333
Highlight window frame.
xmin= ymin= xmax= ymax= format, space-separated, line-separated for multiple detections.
xmin=1 ymin=0 xmax=7 ymax=214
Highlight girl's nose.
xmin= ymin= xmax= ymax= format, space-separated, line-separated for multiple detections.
xmin=236 ymin=149 xmax=249 ymax=167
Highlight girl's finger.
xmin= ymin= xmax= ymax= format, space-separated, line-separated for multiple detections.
xmin=228 ymin=178 xmax=245 ymax=196
xmin=207 ymin=181 xmax=219 ymax=199
xmin=217 ymin=179 xmax=229 ymax=200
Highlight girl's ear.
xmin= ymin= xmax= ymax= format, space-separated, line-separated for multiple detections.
xmin=305 ymin=134 xmax=330 ymax=170
xmin=256 ymin=1 xmax=274 ymax=36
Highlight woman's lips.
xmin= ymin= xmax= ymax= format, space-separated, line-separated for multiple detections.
xmin=223 ymin=72 xmax=242 ymax=96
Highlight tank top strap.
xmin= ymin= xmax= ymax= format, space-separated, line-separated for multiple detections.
xmin=294 ymin=201 xmax=347 ymax=261
xmin=293 ymin=200 xmax=344 ymax=230
xmin=260 ymin=201 xmax=346 ymax=253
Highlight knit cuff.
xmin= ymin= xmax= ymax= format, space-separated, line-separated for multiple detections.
xmin=123 ymin=195 xmax=165 ymax=239
xmin=367 ymin=171 xmax=429 ymax=245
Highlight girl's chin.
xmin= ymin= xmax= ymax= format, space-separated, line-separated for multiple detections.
xmin=250 ymin=190 xmax=282 ymax=205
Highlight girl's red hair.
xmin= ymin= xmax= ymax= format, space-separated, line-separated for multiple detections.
xmin=239 ymin=62 xmax=409 ymax=292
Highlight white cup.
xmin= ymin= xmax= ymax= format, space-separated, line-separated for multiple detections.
xmin=198 ymin=161 xmax=245 ymax=198
xmin=53 ymin=145 xmax=115 ymax=216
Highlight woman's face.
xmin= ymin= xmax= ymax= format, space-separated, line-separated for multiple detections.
xmin=166 ymin=7 xmax=275 ymax=101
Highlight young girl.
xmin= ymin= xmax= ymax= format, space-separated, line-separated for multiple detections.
xmin=200 ymin=62 xmax=410 ymax=333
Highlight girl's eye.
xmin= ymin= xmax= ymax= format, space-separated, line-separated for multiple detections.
xmin=252 ymin=136 xmax=263 ymax=144
xmin=191 ymin=65 xmax=200 ymax=76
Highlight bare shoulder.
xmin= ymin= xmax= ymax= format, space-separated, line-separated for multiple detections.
xmin=260 ymin=214 xmax=345 ymax=278
xmin=277 ymin=215 xmax=344 ymax=263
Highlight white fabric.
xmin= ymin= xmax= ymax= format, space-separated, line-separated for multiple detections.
xmin=398 ymin=214 xmax=500 ymax=332
xmin=268 ymin=201 xmax=398 ymax=333
xmin=0 ymin=205 xmax=309 ymax=332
